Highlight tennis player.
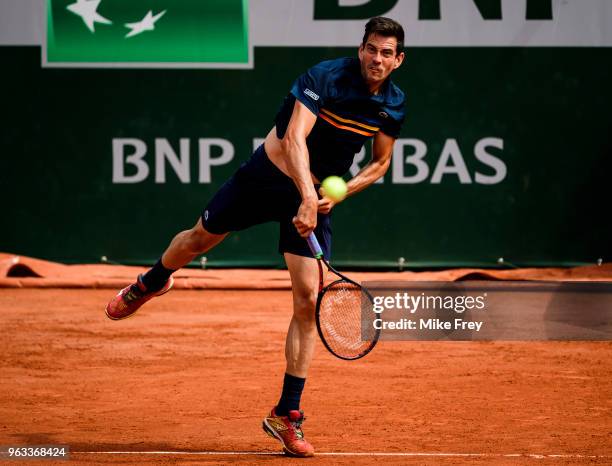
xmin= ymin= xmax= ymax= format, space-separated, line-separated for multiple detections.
xmin=106 ymin=16 xmax=406 ymax=457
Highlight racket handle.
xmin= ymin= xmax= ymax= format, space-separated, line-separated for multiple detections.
xmin=306 ymin=232 xmax=324 ymax=259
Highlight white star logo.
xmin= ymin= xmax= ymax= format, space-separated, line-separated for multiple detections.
xmin=124 ymin=10 xmax=167 ymax=38
xmin=66 ymin=0 xmax=112 ymax=33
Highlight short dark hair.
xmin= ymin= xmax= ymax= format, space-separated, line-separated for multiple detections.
xmin=362 ymin=17 xmax=404 ymax=54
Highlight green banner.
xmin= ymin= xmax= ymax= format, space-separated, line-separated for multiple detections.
xmin=46 ymin=0 xmax=248 ymax=65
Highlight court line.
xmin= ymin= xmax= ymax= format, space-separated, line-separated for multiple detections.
xmin=73 ymin=451 xmax=609 ymax=459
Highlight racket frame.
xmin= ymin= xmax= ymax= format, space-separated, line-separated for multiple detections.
xmin=307 ymin=232 xmax=380 ymax=360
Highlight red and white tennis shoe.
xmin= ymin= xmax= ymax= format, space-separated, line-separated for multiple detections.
xmin=105 ymin=274 xmax=173 ymax=320
xmin=262 ymin=408 xmax=315 ymax=457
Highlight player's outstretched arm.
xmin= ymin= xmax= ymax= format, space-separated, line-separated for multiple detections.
xmin=282 ymin=100 xmax=319 ymax=237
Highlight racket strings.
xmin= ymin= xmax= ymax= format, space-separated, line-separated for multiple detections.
xmin=318 ymin=281 xmax=377 ymax=358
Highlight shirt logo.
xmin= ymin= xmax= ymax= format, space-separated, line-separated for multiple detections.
xmin=304 ymin=88 xmax=320 ymax=101
xmin=379 ymin=111 xmax=389 ymax=118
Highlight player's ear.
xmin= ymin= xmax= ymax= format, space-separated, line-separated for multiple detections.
xmin=358 ymin=43 xmax=365 ymax=59
xmin=394 ymin=51 xmax=405 ymax=69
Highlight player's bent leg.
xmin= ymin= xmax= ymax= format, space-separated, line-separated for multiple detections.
xmin=160 ymin=217 xmax=227 ymax=269
xmin=105 ymin=219 xmax=227 ymax=320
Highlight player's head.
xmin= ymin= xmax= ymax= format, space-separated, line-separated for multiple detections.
xmin=358 ymin=17 xmax=405 ymax=92
xmin=362 ymin=17 xmax=404 ymax=54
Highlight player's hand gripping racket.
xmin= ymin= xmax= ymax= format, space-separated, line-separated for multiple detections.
xmin=306 ymin=232 xmax=380 ymax=360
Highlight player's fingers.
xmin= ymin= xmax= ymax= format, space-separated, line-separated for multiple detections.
xmin=317 ymin=198 xmax=334 ymax=214
xmin=293 ymin=223 xmax=311 ymax=238
xmin=293 ymin=216 xmax=314 ymax=236
xmin=295 ymin=215 xmax=317 ymax=233
xmin=301 ymin=223 xmax=316 ymax=237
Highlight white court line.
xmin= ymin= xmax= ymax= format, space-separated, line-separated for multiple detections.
xmin=73 ymin=451 xmax=609 ymax=459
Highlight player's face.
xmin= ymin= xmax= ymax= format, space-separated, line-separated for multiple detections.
xmin=358 ymin=33 xmax=404 ymax=92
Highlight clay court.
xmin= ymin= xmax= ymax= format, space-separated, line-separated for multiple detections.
xmin=1 ymin=256 xmax=611 ymax=465
xmin=3 ymin=1 xmax=612 ymax=464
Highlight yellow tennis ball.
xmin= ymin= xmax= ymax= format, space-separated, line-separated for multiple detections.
xmin=321 ymin=176 xmax=347 ymax=202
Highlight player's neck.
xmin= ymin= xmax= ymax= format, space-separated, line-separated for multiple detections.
xmin=364 ymin=75 xmax=387 ymax=95
xmin=367 ymin=81 xmax=384 ymax=95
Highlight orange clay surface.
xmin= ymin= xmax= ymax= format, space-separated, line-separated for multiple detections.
xmin=1 ymin=286 xmax=611 ymax=465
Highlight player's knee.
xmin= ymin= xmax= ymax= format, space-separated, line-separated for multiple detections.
xmin=292 ymin=290 xmax=317 ymax=321
xmin=184 ymin=226 xmax=211 ymax=253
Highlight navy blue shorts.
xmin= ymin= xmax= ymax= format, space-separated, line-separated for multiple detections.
xmin=202 ymin=144 xmax=331 ymax=260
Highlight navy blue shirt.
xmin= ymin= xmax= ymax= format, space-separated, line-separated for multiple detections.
xmin=275 ymin=57 xmax=406 ymax=180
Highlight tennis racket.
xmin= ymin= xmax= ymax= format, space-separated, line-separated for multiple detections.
xmin=306 ymin=232 xmax=379 ymax=360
